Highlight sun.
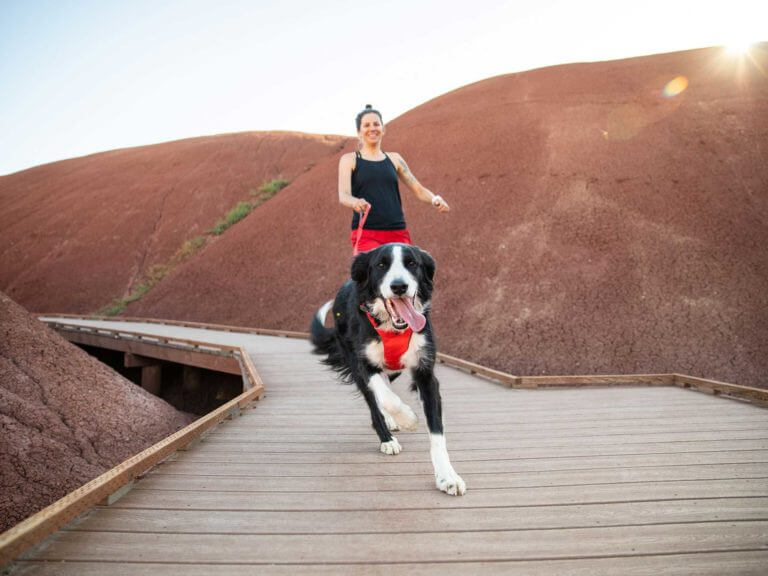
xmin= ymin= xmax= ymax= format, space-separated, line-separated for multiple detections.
xmin=724 ymin=40 xmax=754 ymax=56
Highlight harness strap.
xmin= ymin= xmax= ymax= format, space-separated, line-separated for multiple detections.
xmin=365 ymin=312 xmax=413 ymax=371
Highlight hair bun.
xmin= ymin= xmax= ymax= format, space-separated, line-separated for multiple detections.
xmin=355 ymin=105 xmax=382 ymax=131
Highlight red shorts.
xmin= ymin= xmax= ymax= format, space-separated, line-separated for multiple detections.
xmin=350 ymin=228 xmax=412 ymax=253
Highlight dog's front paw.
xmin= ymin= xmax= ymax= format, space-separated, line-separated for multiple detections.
xmin=393 ymin=404 xmax=418 ymax=431
xmin=380 ymin=438 xmax=402 ymax=455
xmin=436 ymin=472 xmax=466 ymax=496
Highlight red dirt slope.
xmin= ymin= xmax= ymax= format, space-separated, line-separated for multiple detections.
xmin=0 ymin=132 xmax=346 ymax=314
xmin=0 ymin=291 xmax=193 ymax=532
xmin=128 ymin=46 xmax=768 ymax=388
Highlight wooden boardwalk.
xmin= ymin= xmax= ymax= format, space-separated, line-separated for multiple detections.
xmin=14 ymin=321 xmax=768 ymax=574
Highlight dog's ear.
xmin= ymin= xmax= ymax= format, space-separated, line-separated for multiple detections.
xmin=416 ymin=247 xmax=436 ymax=283
xmin=351 ymin=250 xmax=372 ymax=285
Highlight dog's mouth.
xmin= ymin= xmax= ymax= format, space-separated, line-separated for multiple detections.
xmin=384 ymin=297 xmax=426 ymax=332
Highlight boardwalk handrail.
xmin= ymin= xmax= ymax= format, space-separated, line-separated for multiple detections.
xmin=0 ymin=325 xmax=266 ymax=567
xmin=40 ymin=313 xmax=309 ymax=339
xmin=437 ymin=354 xmax=766 ymax=404
xmin=47 ymin=321 xmax=245 ymax=355
xmin=38 ymin=314 xmax=768 ymax=404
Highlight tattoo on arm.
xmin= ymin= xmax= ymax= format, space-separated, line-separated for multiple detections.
xmin=398 ymin=158 xmax=417 ymax=185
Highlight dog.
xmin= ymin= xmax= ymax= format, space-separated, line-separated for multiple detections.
xmin=310 ymin=243 xmax=465 ymax=496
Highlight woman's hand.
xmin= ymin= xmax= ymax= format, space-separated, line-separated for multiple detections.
xmin=353 ymin=198 xmax=371 ymax=214
xmin=431 ymin=195 xmax=450 ymax=213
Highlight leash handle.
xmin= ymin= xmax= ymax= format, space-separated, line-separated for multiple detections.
xmin=353 ymin=205 xmax=370 ymax=256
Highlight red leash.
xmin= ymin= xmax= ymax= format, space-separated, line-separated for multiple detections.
xmin=352 ymin=205 xmax=371 ymax=256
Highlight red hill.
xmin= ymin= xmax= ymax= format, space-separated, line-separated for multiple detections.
xmin=127 ymin=46 xmax=768 ymax=387
xmin=0 ymin=132 xmax=346 ymax=313
xmin=0 ymin=291 xmax=192 ymax=531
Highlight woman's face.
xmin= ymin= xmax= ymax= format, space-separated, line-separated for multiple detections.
xmin=358 ymin=112 xmax=385 ymax=146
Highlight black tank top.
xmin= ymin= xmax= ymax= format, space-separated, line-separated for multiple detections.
xmin=350 ymin=152 xmax=406 ymax=230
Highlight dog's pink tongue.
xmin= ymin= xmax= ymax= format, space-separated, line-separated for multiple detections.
xmin=391 ymin=298 xmax=426 ymax=332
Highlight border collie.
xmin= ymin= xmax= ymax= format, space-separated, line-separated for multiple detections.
xmin=310 ymin=243 xmax=465 ymax=496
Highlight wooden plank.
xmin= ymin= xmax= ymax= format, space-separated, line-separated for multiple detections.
xmin=216 ymin=400 xmax=768 ymax=417
xmin=184 ymin=434 xmax=768 ymax=464
xmin=55 ymin=328 xmax=242 ymax=375
xmin=26 ymin=521 xmax=768 ymax=563
xmin=239 ymin=351 xmax=266 ymax=399
xmin=200 ymin=416 xmax=768 ymax=436
xmin=49 ymin=322 xmax=245 ymax=353
xmin=176 ymin=437 xmax=768 ymax=456
xmin=13 ymin=552 xmax=768 ymax=576
xmin=225 ymin=414 xmax=768 ymax=430
xmin=14 ymin=551 xmax=768 ymax=576
xmin=64 ymin=497 xmax=768 ymax=534
xmin=110 ymin=479 xmax=768 ymax=511
xmin=249 ymin=397 xmax=759 ymax=414
xmin=174 ymin=449 xmax=768 ymax=469
xmin=518 ymin=374 xmax=674 ymax=387
xmin=123 ymin=352 xmax=157 ymax=367
xmin=224 ymin=418 xmax=768 ymax=436
xmin=141 ymin=365 xmax=161 ymax=395
xmin=201 ymin=429 xmax=768 ymax=447
xmin=437 ymin=352 xmax=519 ymax=386
xmin=436 ymin=354 xmax=675 ymax=389
xmin=142 ymin=460 xmax=768 ymax=482
xmin=675 ymin=374 xmax=768 ymax=406
xmin=41 ymin=314 xmax=310 ymax=340
xmin=138 ymin=461 xmax=768 ymax=492
xmin=211 ymin=413 xmax=768 ymax=431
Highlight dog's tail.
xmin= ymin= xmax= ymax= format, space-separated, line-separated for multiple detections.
xmin=310 ymin=300 xmax=335 ymax=355
xmin=310 ymin=299 xmax=354 ymax=383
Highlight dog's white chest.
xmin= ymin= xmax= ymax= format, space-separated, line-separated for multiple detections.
xmin=365 ymin=332 xmax=427 ymax=372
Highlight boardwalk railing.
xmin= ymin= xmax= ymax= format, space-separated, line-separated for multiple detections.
xmin=39 ymin=313 xmax=768 ymax=405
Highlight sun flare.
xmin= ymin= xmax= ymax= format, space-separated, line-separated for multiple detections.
xmin=724 ymin=41 xmax=754 ymax=56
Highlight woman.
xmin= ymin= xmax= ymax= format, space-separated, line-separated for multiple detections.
xmin=338 ymin=104 xmax=450 ymax=253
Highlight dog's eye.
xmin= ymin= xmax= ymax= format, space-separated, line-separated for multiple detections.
xmin=406 ymin=260 xmax=417 ymax=268
xmin=377 ymin=261 xmax=387 ymax=269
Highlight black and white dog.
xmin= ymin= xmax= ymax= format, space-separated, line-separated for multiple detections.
xmin=310 ymin=243 xmax=465 ymax=496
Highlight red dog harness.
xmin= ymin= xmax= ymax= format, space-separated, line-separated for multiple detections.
xmin=366 ymin=312 xmax=413 ymax=371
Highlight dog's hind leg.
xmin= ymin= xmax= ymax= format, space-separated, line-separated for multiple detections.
xmin=412 ymin=367 xmax=466 ymax=496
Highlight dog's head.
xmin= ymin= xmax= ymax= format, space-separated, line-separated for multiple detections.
xmin=351 ymin=243 xmax=436 ymax=332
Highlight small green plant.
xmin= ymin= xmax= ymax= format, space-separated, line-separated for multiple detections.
xmin=124 ymin=281 xmax=153 ymax=303
xmin=174 ymin=235 xmax=206 ymax=263
xmin=98 ymin=280 xmax=155 ymax=316
xmin=97 ymin=178 xmax=290 ymax=314
xmin=99 ymin=300 xmax=128 ymax=316
xmin=251 ymin=178 xmax=290 ymax=202
xmin=211 ymin=201 xmax=253 ymax=236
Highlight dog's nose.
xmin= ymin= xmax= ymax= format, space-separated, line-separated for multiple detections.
xmin=390 ymin=281 xmax=408 ymax=296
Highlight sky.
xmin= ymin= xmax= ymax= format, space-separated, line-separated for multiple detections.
xmin=0 ymin=0 xmax=765 ymax=175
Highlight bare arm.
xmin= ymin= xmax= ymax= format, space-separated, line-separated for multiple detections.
xmin=338 ymin=153 xmax=369 ymax=213
xmin=390 ymin=152 xmax=450 ymax=212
